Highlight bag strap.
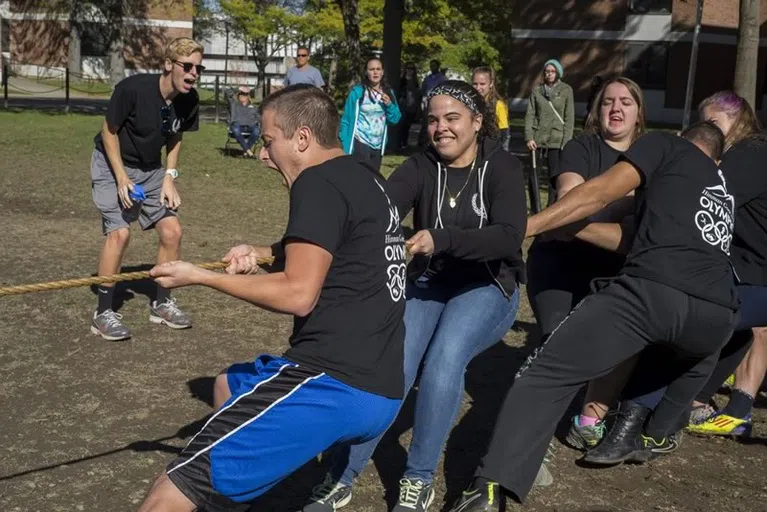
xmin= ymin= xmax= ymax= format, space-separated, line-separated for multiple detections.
xmin=547 ymin=99 xmax=565 ymax=125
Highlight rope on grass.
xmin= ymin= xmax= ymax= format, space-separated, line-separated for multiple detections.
xmin=0 ymin=258 xmax=275 ymax=297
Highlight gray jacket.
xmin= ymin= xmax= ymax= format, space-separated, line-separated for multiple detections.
xmin=225 ymin=89 xmax=260 ymax=127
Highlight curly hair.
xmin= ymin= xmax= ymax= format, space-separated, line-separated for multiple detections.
xmin=427 ymin=79 xmax=499 ymax=140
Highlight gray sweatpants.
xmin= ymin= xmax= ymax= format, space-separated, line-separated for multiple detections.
xmin=90 ymin=149 xmax=176 ymax=235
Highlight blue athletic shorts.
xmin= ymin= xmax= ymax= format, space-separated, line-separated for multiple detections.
xmin=166 ymin=354 xmax=401 ymax=511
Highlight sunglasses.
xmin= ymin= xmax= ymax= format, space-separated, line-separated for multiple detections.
xmin=161 ymin=105 xmax=171 ymax=136
xmin=173 ymin=60 xmax=206 ymax=74
xmin=296 ymin=53 xmax=309 ymax=58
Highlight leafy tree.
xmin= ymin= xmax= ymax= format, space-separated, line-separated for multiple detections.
xmin=220 ymin=0 xmax=300 ymax=88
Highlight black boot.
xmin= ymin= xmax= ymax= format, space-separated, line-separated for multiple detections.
xmin=581 ymin=400 xmax=650 ymax=466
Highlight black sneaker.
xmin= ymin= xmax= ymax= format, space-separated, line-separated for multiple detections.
xmin=392 ymin=477 xmax=435 ymax=511
xmin=626 ymin=434 xmax=680 ymax=463
xmin=448 ymin=481 xmax=503 ymax=512
xmin=301 ymin=474 xmax=352 ymax=511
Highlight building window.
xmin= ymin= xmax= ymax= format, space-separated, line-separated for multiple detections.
xmin=629 ymin=0 xmax=672 ymax=14
xmin=625 ymin=42 xmax=668 ymax=89
xmin=80 ymin=22 xmax=110 ymax=57
xmin=1 ymin=19 xmax=10 ymax=53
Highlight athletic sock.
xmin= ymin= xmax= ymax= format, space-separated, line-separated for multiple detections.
xmin=577 ymin=414 xmax=601 ymax=427
xmin=155 ymin=285 xmax=171 ymax=305
xmin=97 ymin=285 xmax=114 ymax=314
xmin=722 ymin=389 xmax=754 ymax=419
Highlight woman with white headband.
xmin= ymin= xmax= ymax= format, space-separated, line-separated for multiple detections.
xmin=303 ymin=80 xmax=529 ymax=512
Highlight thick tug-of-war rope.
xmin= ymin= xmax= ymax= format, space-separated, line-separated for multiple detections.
xmin=0 ymin=258 xmax=275 ymax=297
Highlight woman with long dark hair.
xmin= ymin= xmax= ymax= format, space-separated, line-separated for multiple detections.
xmin=304 ymin=80 xmax=528 ymax=512
xmin=339 ymin=57 xmax=402 ymax=171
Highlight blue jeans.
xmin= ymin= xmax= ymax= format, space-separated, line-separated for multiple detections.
xmin=336 ymin=280 xmax=520 ymax=485
xmin=230 ymin=122 xmax=260 ymax=151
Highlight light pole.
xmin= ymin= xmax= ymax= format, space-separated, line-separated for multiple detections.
xmin=682 ymin=0 xmax=704 ymax=129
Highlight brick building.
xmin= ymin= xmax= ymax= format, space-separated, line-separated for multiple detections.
xmin=508 ymin=0 xmax=767 ymax=123
xmin=0 ymin=0 xmax=193 ymax=79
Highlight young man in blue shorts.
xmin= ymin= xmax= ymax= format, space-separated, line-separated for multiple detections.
xmin=138 ymin=84 xmax=407 ymax=512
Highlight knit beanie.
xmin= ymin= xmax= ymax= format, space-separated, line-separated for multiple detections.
xmin=543 ymin=59 xmax=564 ymax=79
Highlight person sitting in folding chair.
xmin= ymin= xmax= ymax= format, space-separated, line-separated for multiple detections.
xmin=225 ymin=85 xmax=260 ymax=157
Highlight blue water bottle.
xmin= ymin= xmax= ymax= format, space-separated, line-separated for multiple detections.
xmin=123 ymin=184 xmax=146 ymax=223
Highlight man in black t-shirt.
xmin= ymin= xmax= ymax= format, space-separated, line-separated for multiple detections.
xmin=138 ymin=85 xmax=406 ymax=512
xmin=90 ymin=37 xmax=203 ymax=341
xmin=449 ymin=125 xmax=738 ymax=511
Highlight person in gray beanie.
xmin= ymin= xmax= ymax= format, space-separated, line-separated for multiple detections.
xmin=524 ymin=58 xmax=574 ymax=204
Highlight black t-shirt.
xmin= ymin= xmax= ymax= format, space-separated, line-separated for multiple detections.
xmin=719 ymin=136 xmax=767 ymax=286
xmin=282 ymin=156 xmax=406 ymax=398
xmin=94 ymin=74 xmax=199 ymax=169
xmin=531 ymin=133 xmax=626 ymax=272
xmin=620 ymin=132 xmax=737 ymax=309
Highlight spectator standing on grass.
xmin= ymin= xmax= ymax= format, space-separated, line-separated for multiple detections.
xmin=421 ymin=59 xmax=447 ymax=96
xmin=524 ymin=58 xmax=575 ymax=202
xmin=472 ymin=66 xmax=510 ymax=151
xmin=339 ymin=57 xmax=401 ymax=172
xmin=418 ymin=60 xmax=447 ymax=145
xmin=398 ymin=63 xmax=421 ymax=149
xmin=284 ymin=46 xmax=325 ymax=89
xmin=89 ymin=37 xmax=203 ymax=341
xmin=225 ymin=85 xmax=260 ymax=158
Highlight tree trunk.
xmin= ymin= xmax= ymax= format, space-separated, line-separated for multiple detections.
xmin=328 ymin=56 xmax=338 ymax=93
xmin=383 ymin=0 xmax=402 ymax=89
xmin=337 ymin=0 xmax=360 ymax=84
xmin=109 ymin=35 xmax=125 ymax=86
xmin=383 ymin=0 xmax=403 ymax=150
xmin=734 ymin=0 xmax=760 ymax=109
xmin=67 ymin=23 xmax=82 ymax=75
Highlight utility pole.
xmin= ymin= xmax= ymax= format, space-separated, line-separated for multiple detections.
xmin=682 ymin=0 xmax=704 ymax=129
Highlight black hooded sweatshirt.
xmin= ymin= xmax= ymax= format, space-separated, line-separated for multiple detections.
xmin=387 ymin=137 xmax=527 ymax=297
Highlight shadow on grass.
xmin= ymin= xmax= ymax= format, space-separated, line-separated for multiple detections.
xmin=88 ymin=264 xmax=158 ymax=311
xmin=0 ymin=377 xmax=216 ymax=482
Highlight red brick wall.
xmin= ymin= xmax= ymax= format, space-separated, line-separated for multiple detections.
xmin=509 ymin=38 xmax=625 ymax=101
xmin=124 ymin=27 xmax=195 ymax=69
xmin=510 ymin=0 xmax=627 ymax=31
xmin=11 ymin=0 xmax=193 ymax=20
xmin=146 ymin=0 xmax=194 ymax=22
xmin=10 ymin=20 xmax=69 ymax=67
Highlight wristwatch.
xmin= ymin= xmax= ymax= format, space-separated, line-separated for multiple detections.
xmin=165 ymin=168 xmax=179 ymax=180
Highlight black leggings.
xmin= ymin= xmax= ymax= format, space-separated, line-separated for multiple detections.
xmin=352 ymin=139 xmax=382 ymax=172
xmin=544 ymin=148 xmax=560 ymax=207
xmin=526 ymin=239 xmax=624 ymax=341
xmin=477 ymin=275 xmax=735 ymax=503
